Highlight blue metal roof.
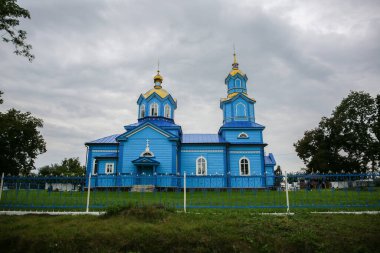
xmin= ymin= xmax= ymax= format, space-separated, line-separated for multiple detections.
xmin=86 ymin=134 xmax=120 ymax=144
xmin=182 ymin=134 xmax=227 ymax=143
xmin=220 ymin=121 xmax=265 ymax=128
xmin=264 ymin=153 xmax=276 ymax=165
xmin=132 ymin=156 xmax=160 ymax=166
xmin=125 ymin=117 xmax=181 ymax=129
xmin=229 ymin=142 xmax=267 ymax=145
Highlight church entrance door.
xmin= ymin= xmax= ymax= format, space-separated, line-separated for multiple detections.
xmin=136 ymin=165 xmax=155 ymax=185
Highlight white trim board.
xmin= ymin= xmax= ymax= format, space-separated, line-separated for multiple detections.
xmin=125 ymin=125 xmax=171 ymax=138
xmin=230 ymin=151 xmax=260 ymax=154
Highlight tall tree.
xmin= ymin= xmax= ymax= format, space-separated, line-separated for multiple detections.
xmin=294 ymin=91 xmax=379 ymax=173
xmin=0 ymin=91 xmax=46 ymax=175
xmin=0 ymin=0 xmax=34 ymax=61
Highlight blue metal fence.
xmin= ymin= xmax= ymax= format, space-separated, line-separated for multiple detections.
xmin=0 ymin=173 xmax=379 ymax=212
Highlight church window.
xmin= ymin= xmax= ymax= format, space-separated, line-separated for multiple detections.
xmin=239 ymin=157 xmax=250 ymax=176
xmin=150 ymin=103 xmax=158 ymax=116
xmin=235 ymin=103 xmax=247 ymax=118
xmin=235 ymin=78 xmax=241 ymax=88
xmin=164 ymin=104 xmax=171 ymax=118
xmin=93 ymin=159 xmax=99 ymax=175
xmin=105 ymin=163 xmax=114 ymax=174
xmin=140 ymin=104 xmax=146 ymax=118
xmin=238 ymin=132 xmax=249 ymax=138
xmin=196 ymin=156 xmax=207 ymax=176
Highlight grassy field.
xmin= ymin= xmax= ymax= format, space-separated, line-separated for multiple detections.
xmin=0 ymin=205 xmax=380 ymax=253
xmin=1 ymin=187 xmax=380 ymax=212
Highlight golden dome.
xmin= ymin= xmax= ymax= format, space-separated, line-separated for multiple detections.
xmin=143 ymin=87 xmax=170 ymax=99
xmin=154 ymin=70 xmax=163 ymax=84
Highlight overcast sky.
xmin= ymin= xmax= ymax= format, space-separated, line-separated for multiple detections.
xmin=1 ymin=0 xmax=379 ymax=172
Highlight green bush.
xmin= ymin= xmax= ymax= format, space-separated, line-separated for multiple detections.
xmin=105 ymin=203 xmax=174 ymax=221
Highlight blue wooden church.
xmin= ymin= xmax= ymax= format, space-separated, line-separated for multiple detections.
xmin=85 ymin=53 xmax=276 ymax=188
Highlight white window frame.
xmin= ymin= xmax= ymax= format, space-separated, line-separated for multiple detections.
xmin=239 ymin=157 xmax=250 ymax=176
xmin=235 ymin=78 xmax=242 ymax=88
xmin=238 ymin=132 xmax=249 ymax=138
xmin=196 ymin=156 xmax=207 ymax=176
xmin=164 ymin=104 xmax=171 ymax=118
xmin=105 ymin=163 xmax=114 ymax=174
xmin=92 ymin=159 xmax=98 ymax=175
xmin=235 ymin=102 xmax=247 ymax=117
xmin=140 ymin=104 xmax=146 ymax=118
xmin=150 ymin=103 xmax=159 ymax=116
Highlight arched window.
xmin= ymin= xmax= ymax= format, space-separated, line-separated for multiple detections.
xmin=235 ymin=103 xmax=247 ymax=118
xmin=164 ymin=104 xmax=171 ymax=118
xmin=235 ymin=78 xmax=241 ymax=88
xmin=141 ymin=150 xmax=154 ymax=157
xmin=150 ymin=103 xmax=158 ymax=116
xmin=239 ymin=157 xmax=250 ymax=176
xmin=196 ymin=156 xmax=207 ymax=176
xmin=238 ymin=132 xmax=249 ymax=138
xmin=93 ymin=159 xmax=98 ymax=175
xmin=140 ymin=104 xmax=146 ymax=118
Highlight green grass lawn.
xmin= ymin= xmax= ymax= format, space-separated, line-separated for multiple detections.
xmin=0 ymin=207 xmax=380 ymax=253
xmin=1 ymin=187 xmax=380 ymax=212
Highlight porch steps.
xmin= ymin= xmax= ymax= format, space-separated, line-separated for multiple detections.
xmin=130 ymin=185 xmax=155 ymax=192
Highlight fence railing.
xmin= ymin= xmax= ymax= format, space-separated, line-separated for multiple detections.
xmin=0 ymin=172 xmax=379 ymax=213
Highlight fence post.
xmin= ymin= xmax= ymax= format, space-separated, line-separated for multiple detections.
xmin=184 ymin=171 xmax=186 ymax=213
xmin=86 ymin=173 xmax=91 ymax=213
xmin=0 ymin=172 xmax=4 ymax=201
xmin=285 ymin=171 xmax=290 ymax=213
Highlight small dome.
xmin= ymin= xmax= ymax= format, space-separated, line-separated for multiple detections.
xmin=154 ymin=70 xmax=163 ymax=84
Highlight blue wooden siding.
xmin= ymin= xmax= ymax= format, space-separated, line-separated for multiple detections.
xmin=223 ymin=97 xmax=255 ymax=123
xmin=265 ymin=165 xmax=275 ymax=186
xmin=222 ymin=130 xmax=263 ymax=142
xmin=227 ymin=76 xmax=247 ymax=94
xmin=180 ymin=145 xmax=225 ymax=176
xmin=228 ymin=146 xmax=263 ymax=176
xmin=86 ymin=145 xmax=118 ymax=175
xmin=97 ymin=159 xmax=116 ymax=174
xmin=121 ymin=126 xmax=175 ymax=175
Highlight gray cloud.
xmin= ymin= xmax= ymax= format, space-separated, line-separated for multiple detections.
xmin=1 ymin=0 xmax=379 ymax=171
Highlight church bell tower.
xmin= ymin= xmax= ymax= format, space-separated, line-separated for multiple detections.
xmin=220 ymin=51 xmax=256 ymax=124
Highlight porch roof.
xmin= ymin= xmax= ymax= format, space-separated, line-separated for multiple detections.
xmin=132 ymin=157 xmax=160 ymax=166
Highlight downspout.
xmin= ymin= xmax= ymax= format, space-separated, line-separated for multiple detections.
xmin=262 ymin=147 xmax=267 ymax=187
xmin=85 ymin=145 xmax=89 ymax=175
xmin=84 ymin=145 xmax=89 ymax=189
xmin=226 ymin=143 xmax=231 ymax=188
